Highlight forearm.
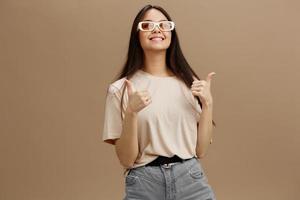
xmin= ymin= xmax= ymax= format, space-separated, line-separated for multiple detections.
xmin=196 ymin=104 xmax=213 ymax=158
xmin=115 ymin=109 xmax=139 ymax=168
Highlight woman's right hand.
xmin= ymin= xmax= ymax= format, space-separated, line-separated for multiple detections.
xmin=125 ymin=79 xmax=152 ymax=113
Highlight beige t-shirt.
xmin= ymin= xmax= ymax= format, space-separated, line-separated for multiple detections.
xmin=102 ymin=69 xmax=202 ymax=169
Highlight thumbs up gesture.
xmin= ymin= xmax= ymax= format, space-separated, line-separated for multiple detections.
xmin=191 ymin=72 xmax=216 ymax=108
xmin=125 ymin=79 xmax=152 ymax=113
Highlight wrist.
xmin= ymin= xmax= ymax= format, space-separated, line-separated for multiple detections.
xmin=202 ymin=102 xmax=213 ymax=110
xmin=125 ymin=107 xmax=137 ymax=115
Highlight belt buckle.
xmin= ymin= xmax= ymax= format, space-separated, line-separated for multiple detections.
xmin=162 ymin=162 xmax=176 ymax=168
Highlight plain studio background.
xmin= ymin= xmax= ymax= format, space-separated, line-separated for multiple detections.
xmin=0 ymin=0 xmax=299 ymax=199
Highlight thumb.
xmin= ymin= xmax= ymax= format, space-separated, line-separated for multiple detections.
xmin=206 ymin=72 xmax=216 ymax=83
xmin=125 ymin=79 xmax=136 ymax=95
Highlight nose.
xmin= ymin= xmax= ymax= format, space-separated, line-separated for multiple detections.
xmin=152 ymin=24 xmax=161 ymax=33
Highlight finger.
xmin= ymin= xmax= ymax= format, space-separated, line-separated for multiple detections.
xmin=192 ymin=80 xmax=201 ymax=84
xmin=125 ymin=79 xmax=132 ymax=96
xmin=191 ymin=86 xmax=203 ymax=91
xmin=191 ymin=88 xmax=202 ymax=93
xmin=138 ymin=91 xmax=150 ymax=96
xmin=206 ymin=72 xmax=216 ymax=83
xmin=192 ymin=91 xmax=201 ymax=96
xmin=125 ymin=79 xmax=136 ymax=95
xmin=142 ymin=96 xmax=151 ymax=102
xmin=193 ymin=79 xmax=206 ymax=84
xmin=191 ymin=85 xmax=204 ymax=90
xmin=144 ymin=98 xmax=152 ymax=105
xmin=192 ymin=82 xmax=205 ymax=87
xmin=139 ymin=94 xmax=151 ymax=100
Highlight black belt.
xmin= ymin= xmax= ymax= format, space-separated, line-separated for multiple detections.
xmin=145 ymin=155 xmax=193 ymax=166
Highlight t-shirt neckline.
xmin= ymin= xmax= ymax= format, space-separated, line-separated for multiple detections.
xmin=137 ymin=69 xmax=177 ymax=79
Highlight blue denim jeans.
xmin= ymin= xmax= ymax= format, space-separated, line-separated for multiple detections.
xmin=123 ymin=157 xmax=216 ymax=200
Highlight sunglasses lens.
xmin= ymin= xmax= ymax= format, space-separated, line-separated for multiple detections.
xmin=160 ymin=21 xmax=174 ymax=31
xmin=141 ymin=22 xmax=154 ymax=31
xmin=138 ymin=21 xmax=174 ymax=31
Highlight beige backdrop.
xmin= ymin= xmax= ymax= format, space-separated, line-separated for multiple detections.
xmin=0 ymin=0 xmax=299 ymax=199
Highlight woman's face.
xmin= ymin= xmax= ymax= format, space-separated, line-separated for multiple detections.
xmin=138 ymin=9 xmax=172 ymax=52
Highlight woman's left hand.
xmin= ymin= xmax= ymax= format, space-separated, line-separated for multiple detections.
xmin=191 ymin=72 xmax=216 ymax=108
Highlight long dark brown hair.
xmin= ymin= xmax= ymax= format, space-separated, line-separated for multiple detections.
xmin=112 ymin=4 xmax=216 ymax=127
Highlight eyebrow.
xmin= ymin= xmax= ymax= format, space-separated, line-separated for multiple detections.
xmin=143 ymin=19 xmax=168 ymax=22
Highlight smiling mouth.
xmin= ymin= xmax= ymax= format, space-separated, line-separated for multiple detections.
xmin=149 ymin=36 xmax=165 ymax=41
xmin=150 ymin=38 xmax=163 ymax=41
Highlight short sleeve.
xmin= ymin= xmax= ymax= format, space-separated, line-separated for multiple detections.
xmin=102 ymin=85 xmax=123 ymax=145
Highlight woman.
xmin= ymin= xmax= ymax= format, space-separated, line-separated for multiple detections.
xmin=102 ymin=4 xmax=217 ymax=200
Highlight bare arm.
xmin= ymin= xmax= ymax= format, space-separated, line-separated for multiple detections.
xmin=191 ymin=72 xmax=216 ymax=158
xmin=196 ymin=104 xmax=213 ymax=158
xmin=114 ymin=109 xmax=139 ymax=168
xmin=113 ymin=79 xmax=151 ymax=168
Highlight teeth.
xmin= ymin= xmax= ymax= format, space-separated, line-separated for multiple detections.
xmin=151 ymin=38 xmax=162 ymax=41
xmin=150 ymin=37 xmax=163 ymax=40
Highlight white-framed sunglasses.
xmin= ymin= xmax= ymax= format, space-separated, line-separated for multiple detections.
xmin=137 ymin=21 xmax=175 ymax=32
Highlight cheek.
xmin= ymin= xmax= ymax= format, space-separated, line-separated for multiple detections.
xmin=166 ymin=32 xmax=172 ymax=38
xmin=165 ymin=33 xmax=172 ymax=44
xmin=139 ymin=32 xmax=148 ymax=45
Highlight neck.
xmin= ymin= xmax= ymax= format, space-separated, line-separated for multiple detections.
xmin=142 ymin=50 xmax=171 ymax=76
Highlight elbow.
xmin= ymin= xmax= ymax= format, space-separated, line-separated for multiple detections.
xmin=196 ymin=139 xmax=213 ymax=159
xmin=197 ymin=153 xmax=206 ymax=159
xmin=120 ymin=160 xmax=135 ymax=169
xmin=116 ymin=152 xmax=136 ymax=169
xmin=115 ymin=147 xmax=137 ymax=168
xmin=121 ymin=163 xmax=134 ymax=169
xmin=196 ymin=148 xmax=206 ymax=159
xmin=115 ymin=139 xmax=138 ymax=168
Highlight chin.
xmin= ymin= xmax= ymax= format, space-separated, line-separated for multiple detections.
xmin=145 ymin=45 xmax=169 ymax=51
xmin=147 ymin=48 xmax=168 ymax=52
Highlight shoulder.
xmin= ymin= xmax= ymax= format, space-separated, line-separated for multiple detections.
xmin=107 ymin=77 xmax=127 ymax=95
xmin=107 ymin=70 xmax=143 ymax=94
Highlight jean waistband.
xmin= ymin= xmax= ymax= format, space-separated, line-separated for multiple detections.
xmin=145 ymin=155 xmax=194 ymax=167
